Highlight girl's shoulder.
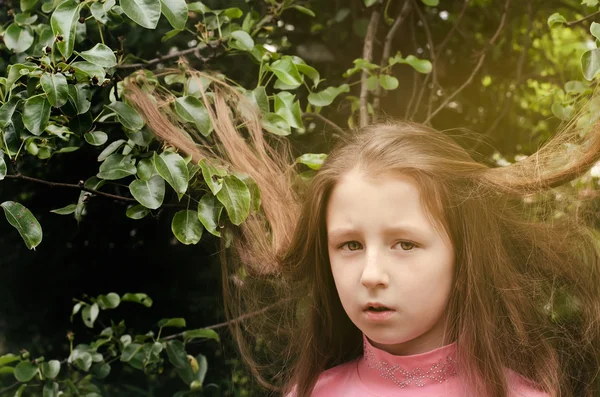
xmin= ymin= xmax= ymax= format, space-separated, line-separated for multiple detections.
xmin=506 ymin=369 xmax=551 ymax=397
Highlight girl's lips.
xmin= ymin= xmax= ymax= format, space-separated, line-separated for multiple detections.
xmin=364 ymin=309 xmax=396 ymax=321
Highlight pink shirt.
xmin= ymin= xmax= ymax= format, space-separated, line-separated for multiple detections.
xmin=289 ymin=335 xmax=549 ymax=396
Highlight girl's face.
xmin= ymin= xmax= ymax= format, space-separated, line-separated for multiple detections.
xmin=326 ymin=170 xmax=455 ymax=356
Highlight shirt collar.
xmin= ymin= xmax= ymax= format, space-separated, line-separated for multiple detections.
xmin=357 ymin=334 xmax=458 ymax=393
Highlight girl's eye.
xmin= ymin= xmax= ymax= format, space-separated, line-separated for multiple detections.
xmin=396 ymin=241 xmax=416 ymax=251
xmin=341 ymin=241 xmax=362 ymax=251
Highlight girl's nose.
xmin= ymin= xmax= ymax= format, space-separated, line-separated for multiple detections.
xmin=360 ymin=249 xmax=389 ymax=288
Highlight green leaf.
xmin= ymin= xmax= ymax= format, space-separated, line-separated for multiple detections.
xmin=21 ymin=0 xmax=39 ymax=12
xmin=120 ymin=0 xmax=161 ymax=29
xmin=379 ymin=74 xmax=399 ymax=90
xmin=129 ymin=175 xmax=165 ymax=209
xmin=50 ymin=0 xmax=80 ymax=59
xmin=0 ymin=97 xmax=21 ymax=128
xmin=174 ymin=96 xmax=212 ymax=136
xmin=42 ymin=382 xmax=59 ymax=397
xmin=582 ymin=48 xmax=600 ymax=81
xmin=121 ymin=343 xmax=143 ymax=362
xmin=97 ymin=153 xmax=136 ymax=180
xmin=592 ymin=22 xmax=600 ymax=41
xmin=154 ymin=151 xmax=189 ymax=200
xmin=166 ymin=340 xmax=189 ymax=369
xmin=126 ymin=204 xmax=150 ymax=219
xmin=71 ymin=61 xmax=106 ymax=82
xmin=421 ymin=0 xmax=439 ymax=5
xmin=71 ymin=350 xmax=92 ymax=371
xmin=269 ymin=57 xmax=303 ymax=88
xmin=4 ymin=23 xmax=34 ymax=53
xmin=583 ymin=0 xmax=599 ymax=6
xmin=50 ymin=204 xmax=77 ymax=215
xmin=97 ymin=292 xmax=120 ymax=309
xmin=183 ymin=328 xmax=220 ymax=343
xmin=121 ymin=293 xmax=153 ymax=307
xmin=14 ymin=13 xmax=38 ymax=26
xmin=14 ymin=361 xmax=38 ymax=382
xmin=364 ymin=0 xmax=377 ymax=6
xmin=0 ymin=154 xmax=5 ymax=181
xmin=307 ymin=84 xmax=350 ymax=107
xmin=291 ymin=5 xmax=315 ymax=17
xmin=402 ymin=55 xmax=432 ymax=74
xmin=366 ymin=74 xmax=379 ymax=91
xmin=172 ymin=210 xmax=203 ymax=245
xmin=230 ymin=30 xmax=254 ymax=51
xmin=199 ymin=159 xmax=227 ymax=195
xmin=274 ymin=92 xmax=303 ymax=129
xmin=194 ymin=354 xmax=208 ymax=385
xmin=106 ymin=102 xmax=145 ymax=131
xmin=136 ymin=157 xmax=158 ymax=180
xmin=23 ymin=95 xmax=51 ymax=135
xmin=158 ymin=318 xmax=186 ymax=328
xmin=79 ymin=43 xmax=117 ymax=68
xmin=0 ymin=155 xmax=5 ymax=181
xmin=246 ymin=86 xmax=269 ymax=113
xmin=262 ymin=113 xmax=291 ymax=136
xmin=6 ymin=63 xmax=36 ymax=92
xmin=296 ymin=64 xmax=321 ymax=89
xmin=1 ymin=201 xmax=43 ymax=250
xmin=159 ymin=0 xmax=188 ymax=30
xmin=40 ymin=361 xmax=60 ymax=379
xmin=97 ymin=139 xmax=126 ymax=161
xmin=296 ymin=153 xmax=327 ymax=170
xmin=197 ymin=193 xmax=223 ymax=237
xmin=67 ymin=84 xmax=92 ymax=115
xmin=84 ymin=131 xmax=108 ymax=146
xmin=564 ymin=80 xmax=589 ymax=95
xmin=0 ymin=354 xmax=20 ymax=367
xmin=91 ymin=362 xmax=111 ymax=379
xmin=90 ymin=0 xmax=116 ymax=24
xmin=82 ymin=303 xmax=99 ymax=328
xmin=126 ymin=127 xmax=154 ymax=146
xmin=547 ymin=12 xmax=566 ymax=28
xmin=216 ymin=175 xmax=251 ymax=226
xmin=41 ymin=73 xmax=69 ymax=108
xmin=188 ymin=1 xmax=210 ymax=13
xmin=551 ymin=102 xmax=574 ymax=121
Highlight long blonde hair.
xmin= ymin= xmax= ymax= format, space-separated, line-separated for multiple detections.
xmin=123 ymin=65 xmax=600 ymax=397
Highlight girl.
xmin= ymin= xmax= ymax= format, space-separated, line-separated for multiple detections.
xmin=124 ymin=68 xmax=600 ymax=397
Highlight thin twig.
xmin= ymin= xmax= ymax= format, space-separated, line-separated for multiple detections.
xmin=373 ymin=0 xmax=412 ymax=119
xmin=0 ymin=382 xmax=20 ymax=395
xmin=434 ymin=0 xmax=469 ymax=59
xmin=302 ymin=112 xmax=346 ymax=136
xmin=360 ymin=6 xmax=382 ymax=127
xmin=4 ymin=173 xmax=184 ymax=208
xmin=405 ymin=17 xmax=420 ymax=119
xmin=116 ymin=44 xmax=215 ymax=69
xmin=410 ymin=0 xmax=438 ymax=121
xmin=161 ymin=300 xmax=289 ymax=342
xmin=565 ymin=10 xmax=600 ymax=26
xmin=424 ymin=0 xmax=511 ymax=124
xmin=485 ymin=2 xmax=533 ymax=136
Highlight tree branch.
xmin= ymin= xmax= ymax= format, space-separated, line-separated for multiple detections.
xmin=161 ymin=299 xmax=290 ymax=342
xmin=116 ymin=43 xmax=217 ymax=70
xmin=360 ymin=6 xmax=382 ymax=127
xmin=373 ymin=0 xmax=412 ymax=119
xmin=3 ymin=173 xmax=184 ymax=208
xmin=565 ymin=10 xmax=600 ymax=27
xmin=485 ymin=2 xmax=533 ymax=136
xmin=434 ymin=0 xmax=469 ymax=60
xmin=424 ymin=0 xmax=511 ymax=124
xmin=302 ymin=112 xmax=346 ymax=137
xmin=410 ymin=0 xmax=438 ymax=121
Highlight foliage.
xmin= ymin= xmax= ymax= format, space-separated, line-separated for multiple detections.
xmin=1 ymin=0 xmax=600 ymax=395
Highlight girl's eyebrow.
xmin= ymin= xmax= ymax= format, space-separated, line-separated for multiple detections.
xmin=327 ymin=225 xmax=427 ymax=241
